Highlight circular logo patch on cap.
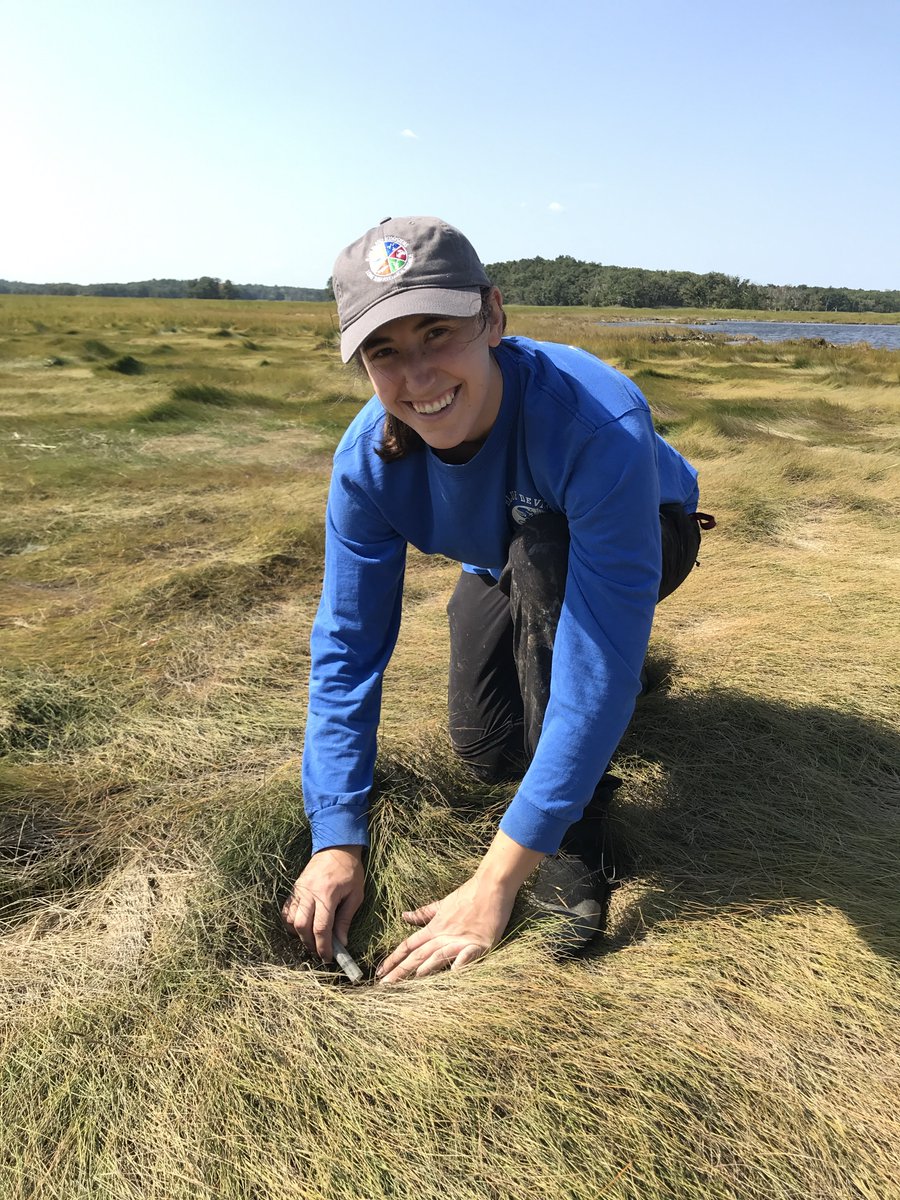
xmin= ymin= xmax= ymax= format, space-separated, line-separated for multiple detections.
xmin=366 ymin=237 xmax=413 ymax=283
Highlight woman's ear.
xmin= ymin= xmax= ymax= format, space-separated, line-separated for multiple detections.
xmin=486 ymin=286 xmax=505 ymax=347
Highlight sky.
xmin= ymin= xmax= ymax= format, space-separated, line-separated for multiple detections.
xmin=2 ymin=0 xmax=899 ymax=291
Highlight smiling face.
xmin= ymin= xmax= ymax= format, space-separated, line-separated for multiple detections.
xmin=360 ymin=288 xmax=505 ymax=456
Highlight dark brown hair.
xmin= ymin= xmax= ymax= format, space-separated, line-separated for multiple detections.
xmin=356 ymin=287 xmax=507 ymax=463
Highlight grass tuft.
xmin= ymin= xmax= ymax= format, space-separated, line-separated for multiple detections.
xmin=171 ymin=382 xmax=275 ymax=407
xmin=0 ymin=670 xmax=116 ymax=754
xmin=134 ymin=383 xmax=285 ymax=424
xmin=81 ymin=338 xmax=116 ymax=360
xmin=130 ymin=551 xmax=314 ymax=619
xmin=106 ymin=354 xmax=143 ymax=375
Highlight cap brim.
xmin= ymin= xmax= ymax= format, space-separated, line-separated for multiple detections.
xmin=339 ymin=287 xmax=483 ymax=362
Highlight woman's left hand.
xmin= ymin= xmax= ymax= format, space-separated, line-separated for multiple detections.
xmin=375 ymin=873 xmax=518 ymax=984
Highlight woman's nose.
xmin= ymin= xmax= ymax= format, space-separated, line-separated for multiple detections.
xmin=401 ymin=350 xmax=437 ymax=397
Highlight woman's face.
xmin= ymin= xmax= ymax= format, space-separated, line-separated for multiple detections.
xmin=360 ymin=288 xmax=505 ymax=454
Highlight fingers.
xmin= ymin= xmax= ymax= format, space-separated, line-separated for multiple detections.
xmin=376 ymin=931 xmax=428 ymax=980
xmin=377 ymin=938 xmax=486 ymax=985
xmin=450 ymin=944 xmax=485 ymax=972
xmin=281 ymin=853 xmax=365 ymax=965
xmin=415 ymin=945 xmax=467 ymax=977
xmin=281 ymin=885 xmax=315 ymax=949
xmin=331 ymin=888 xmax=364 ymax=955
xmin=401 ymin=901 xmax=439 ymax=926
xmin=333 ymin=905 xmax=353 ymax=948
xmin=281 ymin=882 xmax=334 ymax=961
xmin=415 ymin=945 xmax=487 ymax=974
xmin=378 ymin=941 xmax=441 ymax=984
xmin=312 ymin=908 xmax=334 ymax=963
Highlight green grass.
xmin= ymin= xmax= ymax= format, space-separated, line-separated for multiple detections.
xmin=1 ymin=295 xmax=898 ymax=1199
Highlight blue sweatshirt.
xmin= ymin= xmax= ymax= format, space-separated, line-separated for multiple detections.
xmin=303 ymin=337 xmax=700 ymax=856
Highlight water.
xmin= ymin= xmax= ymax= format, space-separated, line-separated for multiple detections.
xmin=594 ymin=319 xmax=900 ymax=350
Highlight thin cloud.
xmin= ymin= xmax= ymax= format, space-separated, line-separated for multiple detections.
xmin=548 ymin=201 xmax=564 ymax=212
xmin=400 ymin=128 xmax=420 ymax=139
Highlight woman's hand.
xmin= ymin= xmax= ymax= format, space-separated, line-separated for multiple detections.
xmin=375 ymin=873 xmax=517 ymax=983
xmin=376 ymin=831 xmax=544 ymax=984
xmin=281 ymin=846 xmax=365 ymax=962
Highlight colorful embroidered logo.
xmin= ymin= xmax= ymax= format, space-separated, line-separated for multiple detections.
xmin=366 ymin=237 xmax=412 ymax=282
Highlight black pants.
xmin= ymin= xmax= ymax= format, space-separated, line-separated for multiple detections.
xmin=447 ymin=505 xmax=701 ymax=786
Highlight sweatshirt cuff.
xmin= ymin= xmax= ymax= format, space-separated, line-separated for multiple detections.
xmin=309 ymin=805 xmax=370 ymax=855
xmin=499 ymin=794 xmax=572 ymax=856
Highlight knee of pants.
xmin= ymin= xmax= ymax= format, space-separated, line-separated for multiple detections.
xmin=501 ymin=512 xmax=570 ymax=598
xmin=448 ymin=723 xmax=525 ymax=784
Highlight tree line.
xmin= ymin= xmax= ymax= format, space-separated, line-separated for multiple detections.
xmin=2 ymin=263 xmax=897 ymax=313
xmin=484 ymin=256 xmax=900 ymax=313
xmin=0 ymin=277 xmax=331 ymax=302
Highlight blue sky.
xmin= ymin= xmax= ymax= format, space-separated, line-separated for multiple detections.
xmin=2 ymin=0 xmax=898 ymax=290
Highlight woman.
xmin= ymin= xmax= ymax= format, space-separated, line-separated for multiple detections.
xmin=281 ymin=216 xmax=709 ymax=983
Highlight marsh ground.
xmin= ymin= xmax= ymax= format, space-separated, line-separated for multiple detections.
xmin=2 ymin=295 xmax=898 ymax=1199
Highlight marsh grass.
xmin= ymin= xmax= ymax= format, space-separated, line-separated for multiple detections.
xmin=105 ymin=354 xmax=143 ymax=375
xmin=1 ymin=295 xmax=898 ymax=1199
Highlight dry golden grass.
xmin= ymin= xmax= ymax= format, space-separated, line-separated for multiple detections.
xmin=1 ymin=295 xmax=898 ymax=1199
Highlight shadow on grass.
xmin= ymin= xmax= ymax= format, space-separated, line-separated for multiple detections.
xmin=210 ymin=670 xmax=900 ymax=979
xmin=596 ymin=681 xmax=900 ymax=965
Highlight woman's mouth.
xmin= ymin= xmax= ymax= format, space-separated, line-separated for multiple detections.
xmin=409 ymin=386 xmax=458 ymax=416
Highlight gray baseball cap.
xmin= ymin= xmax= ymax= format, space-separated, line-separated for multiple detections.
xmin=332 ymin=216 xmax=491 ymax=362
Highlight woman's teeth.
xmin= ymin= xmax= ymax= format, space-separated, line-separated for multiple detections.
xmin=411 ymin=389 xmax=456 ymax=415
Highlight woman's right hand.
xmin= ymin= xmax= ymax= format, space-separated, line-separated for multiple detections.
xmin=281 ymin=846 xmax=365 ymax=962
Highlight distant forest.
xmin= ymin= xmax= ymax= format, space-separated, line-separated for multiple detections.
xmin=0 ymin=276 xmax=330 ymax=302
xmin=484 ymin=257 xmax=900 ymax=313
xmin=2 ymin=262 xmax=898 ymax=313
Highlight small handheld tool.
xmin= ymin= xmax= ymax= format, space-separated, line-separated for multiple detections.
xmin=331 ymin=934 xmax=364 ymax=984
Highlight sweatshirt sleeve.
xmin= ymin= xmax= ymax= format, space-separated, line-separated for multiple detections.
xmin=499 ymin=404 xmax=662 ymax=854
xmin=302 ymin=465 xmax=407 ymax=854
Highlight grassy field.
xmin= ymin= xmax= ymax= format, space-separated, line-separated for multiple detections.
xmin=2 ymin=294 xmax=899 ymax=1200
